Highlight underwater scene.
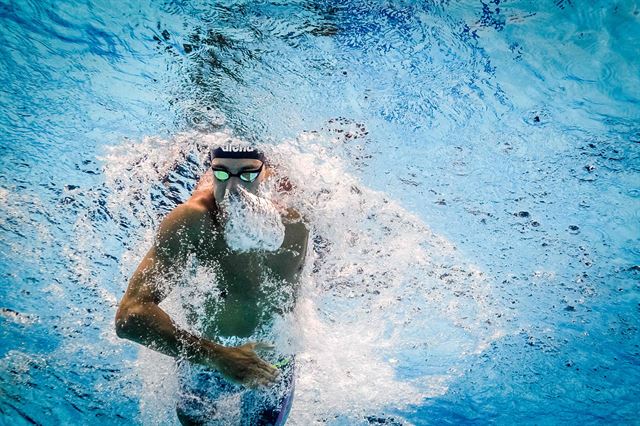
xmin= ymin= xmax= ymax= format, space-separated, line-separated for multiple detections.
xmin=0 ymin=0 xmax=639 ymax=424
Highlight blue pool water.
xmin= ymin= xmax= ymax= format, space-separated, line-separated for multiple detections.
xmin=1 ymin=0 xmax=639 ymax=424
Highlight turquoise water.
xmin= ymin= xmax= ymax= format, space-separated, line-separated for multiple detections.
xmin=1 ymin=1 xmax=639 ymax=424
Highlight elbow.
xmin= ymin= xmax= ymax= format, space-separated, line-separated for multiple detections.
xmin=115 ymin=301 xmax=145 ymax=340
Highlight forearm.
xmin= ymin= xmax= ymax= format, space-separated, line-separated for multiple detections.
xmin=115 ymin=302 xmax=225 ymax=366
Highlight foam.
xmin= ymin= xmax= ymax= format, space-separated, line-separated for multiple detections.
xmin=102 ymin=129 xmax=503 ymax=424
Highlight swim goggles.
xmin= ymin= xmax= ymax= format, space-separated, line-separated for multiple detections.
xmin=212 ymin=163 xmax=264 ymax=183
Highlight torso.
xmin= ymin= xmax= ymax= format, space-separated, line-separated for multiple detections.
xmin=181 ymin=181 xmax=308 ymax=341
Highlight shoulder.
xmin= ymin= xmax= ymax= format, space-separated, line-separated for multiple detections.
xmin=156 ymin=200 xmax=217 ymax=250
xmin=281 ymin=208 xmax=309 ymax=246
xmin=160 ymin=201 xmax=209 ymax=230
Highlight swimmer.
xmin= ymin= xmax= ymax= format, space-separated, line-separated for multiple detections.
xmin=115 ymin=141 xmax=308 ymax=425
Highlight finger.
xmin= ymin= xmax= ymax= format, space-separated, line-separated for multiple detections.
xmin=247 ymin=374 xmax=273 ymax=389
xmin=267 ymin=368 xmax=280 ymax=384
xmin=255 ymin=362 xmax=279 ymax=378
xmin=258 ymin=368 xmax=278 ymax=384
xmin=253 ymin=342 xmax=276 ymax=352
xmin=257 ymin=374 xmax=277 ymax=388
xmin=266 ymin=364 xmax=280 ymax=377
xmin=252 ymin=361 xmax=277 ymax=379
xmin=245 ymin=375 xmax=265 ymax=389
xmin=243 ymin=341 xmax=258 ymax=350
xmin=258 ymin=360 xmax=280 ymax=377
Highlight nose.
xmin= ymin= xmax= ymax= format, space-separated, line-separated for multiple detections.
xmin=224 ymin=177 xmax=241 ymax=196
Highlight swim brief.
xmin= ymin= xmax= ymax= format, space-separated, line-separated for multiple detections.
xmin=176 ymin=356 xmax=295 ymax=426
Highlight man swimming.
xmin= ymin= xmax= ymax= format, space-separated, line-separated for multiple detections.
xmin=115 ymin=141 xmax=309 ymax=425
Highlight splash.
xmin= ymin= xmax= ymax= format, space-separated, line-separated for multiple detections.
xmin=102 ymin=129 xmax=503 ymax=424
xmin=266 ymin=131 xmax=504 ymax=423
xmin=221 ymin=187 xmax=286 ymax=253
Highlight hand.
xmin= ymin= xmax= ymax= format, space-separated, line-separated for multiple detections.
xmin=211 ymin=342 xmax=280 ymax=388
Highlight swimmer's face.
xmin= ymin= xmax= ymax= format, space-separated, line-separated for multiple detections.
xmin=211 ymin=157 xmax=267 ymax=205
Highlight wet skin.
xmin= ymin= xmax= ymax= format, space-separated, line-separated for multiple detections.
xmin=186 ymin=163 xmax=308 ymax=338
xmin=115 ymin=157 xmax=308 ymax=389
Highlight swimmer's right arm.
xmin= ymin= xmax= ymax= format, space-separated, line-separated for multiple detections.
xmin=114 ymin=204 xmax=218 ymax=361
xmin=114 ymin=203 xmax=279 ymax=387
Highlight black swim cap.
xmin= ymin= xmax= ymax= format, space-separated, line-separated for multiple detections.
xmin=209 ymin=143 xmax=265 ymax=162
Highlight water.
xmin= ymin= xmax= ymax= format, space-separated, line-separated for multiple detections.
xmin=1 ymin=0 xmax=639 ymax=424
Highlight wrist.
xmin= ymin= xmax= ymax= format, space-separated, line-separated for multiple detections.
xmin=192 ymin=339 xmax=227 ymax=367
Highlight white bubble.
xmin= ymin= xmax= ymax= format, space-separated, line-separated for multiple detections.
xmin=101 ymin=130 xmax=504 ymax=424
xmin=221 ymin=186 xmax=285 ymax=253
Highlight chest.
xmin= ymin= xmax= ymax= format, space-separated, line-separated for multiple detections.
xmin=194 ymin=220 xmax=308 ymax=286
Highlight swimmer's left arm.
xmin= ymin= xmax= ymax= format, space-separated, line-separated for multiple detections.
xmin=194 ymin=168 xmax=213 ymax=191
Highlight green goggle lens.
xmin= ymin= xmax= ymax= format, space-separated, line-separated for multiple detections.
xmin=213 ymin=169 xmax=261 ymax=183
xmin=213 ymin=170 xmax=230 ymax=181
xmin=240 ymin=171 xmax=259 ymax=182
